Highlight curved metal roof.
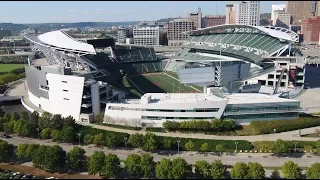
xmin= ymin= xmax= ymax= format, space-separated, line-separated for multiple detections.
xmin=37 ymin=30 xmax=96 ymax=54
xmin=185 ymin=24 xmax=299 ymax=43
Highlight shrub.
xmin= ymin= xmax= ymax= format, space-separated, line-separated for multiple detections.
xmin=250 ymin=117 xmax=320 ymax=134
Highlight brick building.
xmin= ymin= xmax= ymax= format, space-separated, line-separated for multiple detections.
xmin=204 ymin=15 xmax=226 ymax=27
xmin=301 ymin=16 xmax=320 ymax=43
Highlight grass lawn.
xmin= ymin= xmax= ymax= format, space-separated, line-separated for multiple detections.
xmin=301 ymin=133 xmax=320 ymax=137
xmin=128 ymin=72 xmax=200 ymax=93
xmin=146 ymin=127 xmax=167 ymax=133
xmin=93 ymin=122 xmax=142 ymax=131
xmin=0 ymin=64 xmax=26 ymax=72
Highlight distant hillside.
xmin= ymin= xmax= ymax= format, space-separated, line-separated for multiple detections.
xmin=260 ymin=13 xmax=271 ymax=20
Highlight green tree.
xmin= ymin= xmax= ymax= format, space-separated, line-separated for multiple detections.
xmin=162 ymin=138 xmax=173 ymax=149
xmin=231 ymin=162 xmax=249 ymax=179
xmin=271 ymin=169 xmax=280 ymax=179
xmin=200 ymin=143 xmax=209 ymax=154
xmin=0 ymin=140 xmax=14 ymax=162
xmin=304 ymin=145 xmax=314 ymax=153
xmin=216 ymin=144 xmax=225 ymax=156
xmin=273 ymin=139 xmax=288 ymax=156
xmin=210 ymin=160 xmax=226 ymax=179
xmin=128 ymin=133 xmax=144 ymax=148
xmin=281 ymin=161 xmax=301 ymax=179
xmin=60 ymin=126 xmax=75 ymax=143
xmin=32 ymin=145 xmax=48 ymax=169
xmin=248 ymin=162 xmax=265 ymax=179
xmin=171 ymin=157 xmax=192 ymax=179
xmin=124 ymin=154 xmax=141 ymax=176
xmin=84 ymin=134 xmax=93 ymax=145
xmin=94 ymin=113 xmax=104 ymax=124
xmin=16 ymin=144 xmax=29 ymax=161
xmin=50 ymin=114 xmax=64 ymax=130
xmin=44 ymin=145 xmax=66 ymax=172
xmin=40 ymin=128 xmax=51 ymax=139
xmin=93 ymin=133 xmax=105 ymax=147
xmin=185 ymin=140 xmax=195 ymax=153
xmin=142 ymin=132 xmax=158 ymax=151
xmin=140 ymin=153 xmax=155 ymax=178
xmin=156 ymin=158 xmax=172 ymax=179
xmin=51 ymin=130 xmax=61 ymax=141
xmin=11 ymin=112 xmax=20 ymax=122
xmin=316 ymin=140 xmax=320 ymax=152
xmin=63 ymin=116 xmax=76 ymax=128
xmin=195 ymin=160 xmax=211 ymax=178
xmin=19 ymin=111 xmax=29 ymax=122
xmin=306 ymin=163 xmax=320 ymax=179
xmin=28 ymin=111 xmax=39 ymax=126
xmin=26 ymin=144 xmax=39 ymax=161
xmin=20 ymin=123 xmax=37 ymax=138
xmin=88 ymin=151 xmax=105 ymax=176
xmin=67 ymin=146 xmax=86 ymax=172
xmin=3 ymin=120 xmax=15 ymax=133
xmin=13 ymin=120 xmax=23 ymax=135
xmin=38 ymin=112 xmax=52 ymax=129
xmin=103 ymin=153 xmax=121 ymax=178
xmin=3 ymin=112 xmax=11 ymax=123
xmin=105 ymin=133 xmax=117 ymax=149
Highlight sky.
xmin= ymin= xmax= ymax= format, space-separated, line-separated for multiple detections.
xmin=0 ymin=1 xmax=285 ymax=24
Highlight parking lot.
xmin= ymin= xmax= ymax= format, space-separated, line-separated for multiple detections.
xmin=0 ymin=168 xmax=50 ymax=179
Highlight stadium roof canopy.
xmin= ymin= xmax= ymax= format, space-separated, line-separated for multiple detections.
xmin=26 ymin=30 xmax=96 ymax=55
xmin=184 ymin=24 xmax=299 ymax=43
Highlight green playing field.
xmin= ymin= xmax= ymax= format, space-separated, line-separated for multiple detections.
xmin=127 ymin=72 xmax=202 ymax=94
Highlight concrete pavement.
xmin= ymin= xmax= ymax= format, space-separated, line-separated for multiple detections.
xmin=2 ymin=136 xmax=320 ymax=168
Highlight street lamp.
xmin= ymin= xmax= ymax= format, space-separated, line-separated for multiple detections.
xmin=177 ymin=140 xmax=181 ymax=155
xmin=294 ymin=142 xmax=298 ymax=152
xmin=124 ymin=137 xmax=128 ymax=148
xmin=77 ymin=133 xmax=81 ymax=146
xmin=235 ymin=141 xmax=239 ymax=153
xmin=36 ymin=128 xmax=40 ymax=140
xmin=274 ymin=129 xmax=276 ymax=134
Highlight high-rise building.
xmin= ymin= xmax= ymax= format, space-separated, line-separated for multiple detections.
xmin=271 ymin=4 xmax=286 ymax=26
xmin=168 ymin=19 xmax=194 ymax=47
xmin=286 ymin=1 xmax=319 ymax=25
xmin=204 ymin=15 xmax=226 ymax=27
xmin=133 ymin=26 xmax=160 ymax=46
xmin=226 ymin=4 xmax=237 ymax=24
xmin=117 ymin=28 xmax=129 ymax=43
xmin=188 ymin=7 xmax=202 ymax=29
xmin=275 ymin=11 xmax=291 ymax=29
xmin=235 ymin=1 xmax=260 ymax=26
xmin=0 ymin=30 xmax=12 ymax=38
xmin=301 ymin=16 xmax=320 ymax=43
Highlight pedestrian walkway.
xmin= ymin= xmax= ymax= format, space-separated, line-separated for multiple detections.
xmin=79 ymin=122 xmax=320 ymax=142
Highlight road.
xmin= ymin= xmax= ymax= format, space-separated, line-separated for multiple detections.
xmin=1 ymin=136 xmax=319 ymax=168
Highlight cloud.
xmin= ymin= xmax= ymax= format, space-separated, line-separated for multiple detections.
xmin=69 ymin=9 xmax=76 ymax=13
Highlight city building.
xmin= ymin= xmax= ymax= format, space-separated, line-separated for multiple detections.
xmin=271 ymin=4 xmax=286 ymax=26
xmin=0 ymin=29 xmax=12 ymax=38
xmin=117 ymin=28 xmax=129 ymax=43
xmin=204 ymin=15 xmax=226 ymax=27
xmin=286 ymin=1 xmax=319 ymax=25
xmin=301 ymin=16 xmax=320 ymax=44
xmin=275 ymin=11 xmax=291 ymax=29
xmin=226 ymin=3 xmax=236 ymax=24
xmin=188 ymin=7 xmax=202 ymax=29
xmin=167 ymin=19 xmax=194 ymax=47
xmin=235 ymin=1 xmax=260 ymax=26
xmin=133 ymin=26 xmax=160 ymax=46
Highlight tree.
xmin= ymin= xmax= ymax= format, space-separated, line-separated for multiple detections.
xmin=93 ymin=133 xmax=105 ymax=147
xmin=273 ymin=139 xmax=288 ymax=156
xmin=142 ymin=132 xmax=158 ymax=151
xmin=40 ymin=128 xmax=51 ymax=139
xmin=162 ymin=138 xmax=173 ymax=149
xmin=210 ymin=160 xmax=226 ymax=179
xmin=84 ymin=134 xmax=94 ymax=145
xmin=11 ymin=112 xmax=20 ymax=122
xmin=306 ymin=163 xmax=320 ymax=179
xmin=200 ymin=143 xmax=209 ymax=154
xmin=26 ymin=144 xmax=39 ymax=161
xmin=67 ymin=146 xmax=86 ymax=172
xmin=38 ymin=112 xmax=52 ymax=129
xmin=281 ymin=161 xmax=301 ymax=179
xmin=124 ymin=154 xmax=141 ymax=176
xmin=231 ymin=162 xmax=249 ymax=179
xmin=3 ymin=121 xmax=15 ymax=133
xmin=50 ymin=114 xmax=64 ymax=130
xmin=3 ymin=112 xmax=11 ymax=123
xmin=105 ymin=133 xmax=117 ymax=149
xmin=16 ymin=144 xmax=29 ymax=161
xmin=28 ymin=111 xmax=39 ymax=126
xmin=103 ymin=153 xmax=121 ymax=178
xmin=13 ymin=120 xmax=23 ymax=135
xmin=60 ymin=126 xmax=75 ymax=143
xmin=51 ymin=130 xmax=61 ymax=141
xmin=140 ymin=153 xmax=155 ymax=178
xmin=195 ymin=160 xmax=211 ymax=178
xmin=63 ymin=116 xmax=76 ymax=128
xmin=247 ymin=162 xmax=265 ymax=179
xmin=19 ymin=111 xmax=29 ymax=122
xmin=44 ymin=145 xmax=66 ymax=172
xmin=156 ymin=158 xmax=172 ymax=179
xmin=128 ymin=133 xmax=144 ymax=148
xmin=95 ymin=113 xmax=104 ymax=124
xmin=20 ymin=123 xmax=37 ymax=138
xmin=0 ymin=140 xmax=14 ymax=162
xmin=271 ymin=169 xmax=280 ymax=179
xmin=185 ymin=140 xmax=195 ymax=153
xmin=32 ymin=145 xmax=48 ymax=169
xmin=88 ymin=151 xmax=105 ymax=176
xmin=316 ymin=140 xmax=320 ymax=152
xmin=171 ymin=157 xmax=192 ymax=179
xmin=216 ymin=144 xmax=225 ymax=156
xmin=304 ymin=145 xmax=314 ymax=153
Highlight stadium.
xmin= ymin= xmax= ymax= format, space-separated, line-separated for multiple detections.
xmin=21 ymin=24 xmax=316 ymax=126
